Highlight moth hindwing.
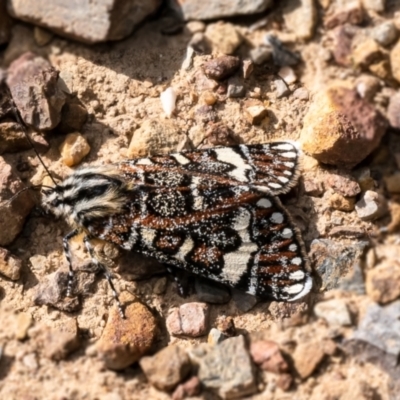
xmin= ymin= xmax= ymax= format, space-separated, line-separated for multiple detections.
xmin=41 ymin=141 xmax=313 ymax=307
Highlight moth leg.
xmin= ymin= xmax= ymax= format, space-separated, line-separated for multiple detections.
xmin=166 ymin=266 xmax=188 ymax=297
xmin=63 ymin=228 xmax=79 ymax=297
xmin=83 ymin=235 xmax=125 ymax=319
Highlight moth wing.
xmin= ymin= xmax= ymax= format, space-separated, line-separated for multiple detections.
xmin=90 ymin=186 xmax=312 ymax=301
xmin=123 ymin=141 xmax=301 ymax=195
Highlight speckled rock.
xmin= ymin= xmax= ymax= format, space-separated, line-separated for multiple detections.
xmin=203 ymin=56 xmax=240 ymax=81
xmin=366 ymin=261 xmax=400 ymax=304
xmin=0 ymin=157 xmax=35 ymax=246
xmin=7 ymin=0 xmax=162 ymax=44
xmin=6 ymin=52 xmax=66 ymax=130
xmin=326 ymin=173 xmax=361 ymax=197
xmin=166 ymin=302 xmax=209 ymax=337
xmin=355 ymin=190 xmax=388 ymax=221
xmin=128 ymin=119 xmax=187 ymax=158
xmin=97 ymin=301 xmax=158 ymax=370
xmin=192 ymin=335 xmax=257 ymax=399
xmin=283 ymin=0 xmax=317 ymax=40
xmin=310 ymin=239 xmax=368 ymax=292
xmin=249 ymin=340 xmax=289 ymax=373
xmin=300 ymin=85 xmax=388 ymax=168
xmin=169 ymin=0 xmax=272 ymax=20
xmin=0 ymin=247 xmax=22 ymax=280
xmin=59 ymin=132 xmax=91 ymax=167
xmin=139 ymin=345 xmax=191 ymax=392
xmin=204 ymin=22 xmax=243 ymax=55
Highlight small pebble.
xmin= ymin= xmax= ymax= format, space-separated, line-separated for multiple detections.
xmin=15 ymin=312 xmax=33 ymax=340
xmin=274 ymin=79 xmax=290 ymax=98
xmin=204 ymin=22 xmax=242 ymax=55
xmin=181 ymin=46 xmax=195 ymax=70
xmin=283 ymin=0 xmax=317 ymax=40
xmin=384 ymin=172 xmax=400 ymax=193
xmin=249 ymin=340 xmax=289 ymax=373
xmin=314 ymin=299 xmax=352 ymax=326
xmin=208 ymin=328 xmax=227 ymax=345
xmin=199 ymin=91 xmax=217 ymax=106
xmin=203 ymin=55 xmax=241 ymax=81
xmin=172 ymin=376 xmax=201 ymax=400
xmin=33 ymin=26 xmax=54 ymax=46
xmin=292 ymin=342 xmax=325 ymax=379
xmin=326 ymin=173 xmax=361 ymax=197
xmin=59 ymin=132 xmax=91 ymax=167
xmin=366 ymin=261 xmax=400 ymax=304
xmin=329 ymin=193 xmax=355 ymax=211
xmin=303 ymin=178 xmax=324 ymax=196
xmin=140 ymin=345 xmax=191 ymax=392
xmin=160 ymin=87 xmax=177 ymax=117
xmin=242 ymin=59 xmax=254 ymax=79
xmin=387 ymin=92 xmax=400 ymax=129
xmin=227 ymin=81 xmax=245 ymax=98
xmin=355 ymin=75 xmax=381 ymax=101
xmin=355 ymin=190 xmax=387 ymax=221
xmin=369 ymin=21 xmax=398 ymax=47
xmin=244 ymin=103 xmax=268 ymax=125
xmin=0 ymin=247 xmax=22 ymax=280
xmin=278 ymin=66 xmax=297 ymax=84
xmin=167 ymin=302 xmax=209 ymax=337
xmin=264 ymin=34 xmax=301 ymax=66
xmin=249 ymin=46 xmax=272 ymax=65
xmin=293 ymin=87 xmax=309 ymax=100
xmin=186 ymin=21 xmax=206 ymax=34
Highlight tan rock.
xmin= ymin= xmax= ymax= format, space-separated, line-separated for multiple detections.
xmin=352 ymin=37 xmax=384 ymax=68
xmin=284 ymin=0 xmax=317 ymax=40
xmin=366 ymin=261 xmax=400 ymax=304
xmin=329 ymin=193 xmax=356 ymax=211
xmin=205 ymin=22 xmax=242 ymax=54
xmin=300 ymin=85 xmax=388 ymax=168
xmin=293 ymin=342 xmax=325 ymax=379
xmin=390 ymin=39 xmax=400 ymax=83
xmin=97 ymin=301 xmax=158 ymax=370
xmin=59 ymin=132 xmax=91 ymax=167
xmin=0 ymin=247 xmax=22 ymax=280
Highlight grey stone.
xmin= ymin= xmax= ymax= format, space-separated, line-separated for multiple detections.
xmin=193 ymin=335 xmax=257 ymax=399
xmin=232 ymin=290 xmax=258 ymax=312
xmin=337 ymin=262 xmax=366 ymax=294
xmin=169 ymin=0 xmax=272 ymax=21
xmin=310 ymin=239 xmax=368 ymax=292
xmin=369 ymin=21 xmax=398 ymax=47
xmin=227 ymin=82 xmax=245 ymax=98
xmin=264 ymin=34 xmax=301 ymax=66
xmin=274 ymin=79 xmax=290 ymax=98
xmin=352 ymin=300 xmax=400 ymax=359
xmin=355 ymin=190 xmax=388 ymax=221
xmin=7 ymin=0 xmax=162 ymax=44
xmin=195 ymin=279 xmax=231 ymax=304
xmin=249 ymin=46 xmax=272 ymax=65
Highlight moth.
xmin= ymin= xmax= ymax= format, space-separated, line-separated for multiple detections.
xmin=41 ymin=141 xmax=313 ymax=312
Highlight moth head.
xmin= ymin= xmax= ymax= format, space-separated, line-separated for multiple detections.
xmin=41 ymin=166 xmax=129 ymax=227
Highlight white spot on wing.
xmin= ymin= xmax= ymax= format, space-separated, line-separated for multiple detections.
xmin=271 ymin=212 xmax=284 ymax=224
xmin=257 ymin=198 xmax=272 ymax=208
xmin=278 ymin=176 xmax=289 ymax=183
xmin=288 ymin=274 xmax=313 ymax=301
xmin=172 ymin=153 xmax=190 ymax=165
xmin=136 ymin=158 xmax=153 ymax=165
xmin=289 ymin=243 xmax=297 ymax=251
xmin=273 ymin=143 xmax=295 ymax=151
xmin=281 ymin=228 xmax=293 ymax=238
xmin=214 ymin=147 xmax=252 ymax=182
xmin=268 ymin=182 xmax=282 ymax=189
xmin=141 ymin=228 xmax=156 ymax=247
xmin=289 ymin=270 xmax=305 ymax=280
xmin=292 ymin=257 xmax=302 ymax=265
xmin=282 ymin=151 xmax=297 ymax=158
xmin=175 ymin=236 xmax=194 ymax=261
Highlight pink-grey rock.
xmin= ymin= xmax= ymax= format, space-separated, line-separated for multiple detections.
xmin=169 ymin=0 xmax=272 ymax=20
xmin=97 ymin=301 xmax=158 ymax=370
xmin=172 ymin=376 xmax=201 ymax=400
xmin=166 ymin=302 xmax=209 ymax=337
xmin=6 ymin=52 xmax=66 ymax=131
xmin=7 ymin=0 xmax=162 ymax=44
xmin=387 ymin=92 xmax=400 ymax=129
xmin=326 ymin=173 xmax=361 ymax=197
xmin=0 ymin=157 xmax=35 ymax=246
xmin=355 ymin=190 xmax=388 ymax=221
xmin=300 ymin=85 xmax=388 ymax=168
xmin=0 ymin=247 xmax=22 ymax=280
xmin=249 ymin=340 xmax=289 ymax=373
xmin=139 ymin=345 xmax=191 ymax=392
xmin=203 ymin=56 xmax=240 ymax=81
